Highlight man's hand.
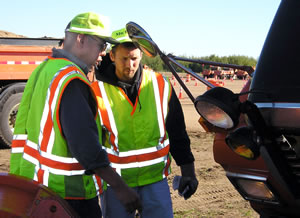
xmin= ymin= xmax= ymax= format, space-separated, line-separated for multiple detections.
xmin=113 ymin=185 xmax=143 ymax=214
xmin=179 ymin=162 xmax=199 ymax=199
xmin=95 ymin=166 xmax=142 ymax=213
xmin=178 ymin=176 xmax=198 ymax=199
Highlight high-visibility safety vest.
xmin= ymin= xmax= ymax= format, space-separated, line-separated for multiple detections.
xmin=91 ymin=69 xmax=172 ymax=187
xmin=10 ymin=57 xmax=103 ymax=199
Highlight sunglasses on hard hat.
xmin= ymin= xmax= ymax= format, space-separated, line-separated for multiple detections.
xmin=88 ymin=35 xmax=108 ymax=52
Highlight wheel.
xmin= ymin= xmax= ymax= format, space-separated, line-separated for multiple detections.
xmin=0 ymin=83 xmax=25 ymax=148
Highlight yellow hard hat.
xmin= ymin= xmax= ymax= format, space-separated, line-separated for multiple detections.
xmin=111 ymin=28 xmax=132 ymax=44
xmin=66 ymin=12 xmax=119 ymax=44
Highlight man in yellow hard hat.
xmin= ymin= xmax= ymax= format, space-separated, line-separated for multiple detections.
xmin=10 ymin=12 xmax=142 ymax=217
xmin=93 ymin=28 xmax=198 ymax=217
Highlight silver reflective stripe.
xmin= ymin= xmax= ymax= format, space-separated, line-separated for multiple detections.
xmin=43 ymin=170 xmax=49 ymax=187
xmin=11 ymin=147 xmax=24 ymax=153
xmin=92 ymin=175 xmax=100 ymax=195
xmin=13 ymin=134 xmax=27 ymax=140
xmin=97 ymin=108 xmax=104 ymax=125
xmin=33 ymin=166 xmax=38 ymax=182
xmin=69 ymin=26 xmax=109 ymax=36
xmin=162 ymin=76 xmax=170 ymax=120
xmin=151 ymin=72 xmax=165 ymax=140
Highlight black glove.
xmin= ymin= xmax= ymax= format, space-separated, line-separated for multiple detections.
xmin=179 ymin=163 xmax=198 ymax=199
xmin=178 ymin=176 xmax=198 ymax=199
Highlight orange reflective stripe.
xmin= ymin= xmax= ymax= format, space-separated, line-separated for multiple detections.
xmin=56 ymin=77 xmax=91 ymax=135
xmin=40 ymin=65 xmax=79 ymax=152
xmin=95 ymin=175 xmax=103 ymax=194
xmin=92 ymin=82 xmax=118 ymax=152
xmin=164 ymin=155 xmax=171 ymax=177
xmin=11 ymin=139 xmax=26 ymax=148
xmin=24 ymin=145 xmax=84 ymax=171
xmin=108 ymin=144 xmax=170 ymax=164
xmin=37 ymin=169 xmax=44 ymax=184
xmin=156 ymin=73 xmax=165 ymax=109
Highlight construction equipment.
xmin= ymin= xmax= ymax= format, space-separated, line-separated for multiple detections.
xmin=212 ymin=66 xmax=234 ymax=80
xmin=235 ymin=69 xmax=249 ymax=80
xmin=202 ymin=68 xmax=213 ymax=78
xmin=0 ymin=37 xmax=61 ymax=148
xmin=126 ymin=0 xmax=300 ymax=215
xmin=0 ymin=172 xmax=77 ymax=217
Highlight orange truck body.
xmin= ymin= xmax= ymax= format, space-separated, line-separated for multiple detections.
xmin=0 ymin=37 xmax=60 ymax=148
xmin=0 ymin=45 xmax=53 ymax=80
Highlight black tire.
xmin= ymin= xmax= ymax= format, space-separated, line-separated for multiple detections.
xmin=0 ymin=84 xmax=25 ymax=148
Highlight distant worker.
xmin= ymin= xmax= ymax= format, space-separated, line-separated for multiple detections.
xmin=9 ymin=12 xmax=142 ymax=217
xmin=93 ymin=28 xmax=199 ymax=217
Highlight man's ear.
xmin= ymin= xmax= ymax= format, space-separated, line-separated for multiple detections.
xmin=109 ymin=50 xmax=115 ymax=62
xmin=77 ymin=34 xmax=85 ymax=48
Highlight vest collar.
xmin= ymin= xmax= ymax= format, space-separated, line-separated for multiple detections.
xmin=52 ymin=48 xmax=89 ymax=75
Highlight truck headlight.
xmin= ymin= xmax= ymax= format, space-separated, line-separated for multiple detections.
xmin=194 ymin=87 xmax=240 ymax=130
xmin=227 ymin=172 xmax=279 ymax=204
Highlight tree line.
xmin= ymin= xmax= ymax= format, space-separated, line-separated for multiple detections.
xmin=141 ymin=53 xmax=257 ymax=73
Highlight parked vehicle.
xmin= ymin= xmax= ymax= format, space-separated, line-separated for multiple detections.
xmin=211 ymin=66 xmax=234 ymax=80
xmin=0 ymin=37 xmax=61 ymax=148
xmin=235 ymin=69 xmax=249 ymax=80
xmin=202 ymin=68 xmax=213 ymax=78
xmin=126 ymin=1 xmax=300 ymax=215
xmin=221 ymin=67 xmax=234 ymax=79
xmin=211 ymin=66 xmax=222 ymax=79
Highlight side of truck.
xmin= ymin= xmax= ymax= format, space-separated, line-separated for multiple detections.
xmin=0 ymin=37 xmax=61 ymax=148
xmin=221 ymin=67 xmax=234 ymax=79
xmin=211 ymin=66 xmax=234 ymax=79
xmin=197 ymin=1 xmax=300 ymax=216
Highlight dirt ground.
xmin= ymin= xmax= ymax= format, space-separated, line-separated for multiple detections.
xmin=168 ymin=77 xmax=259 ymax=218
xmin=0 ymin=76 xmax=260 ymax=217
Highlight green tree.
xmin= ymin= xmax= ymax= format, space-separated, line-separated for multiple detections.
xmin=141 ymin=53 xmax=257 ymax=73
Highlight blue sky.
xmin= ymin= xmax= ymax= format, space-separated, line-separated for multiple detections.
xmin=1 ymin=0 xmax=280 ymax=59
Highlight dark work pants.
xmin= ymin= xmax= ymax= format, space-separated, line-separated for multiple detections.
xmin=66 ymin=196 xmax=102 ymax=218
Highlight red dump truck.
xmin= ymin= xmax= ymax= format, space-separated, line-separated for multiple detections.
xmin=0 ymin=37 xmax=61 ymax=148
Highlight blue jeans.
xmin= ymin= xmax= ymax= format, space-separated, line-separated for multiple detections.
xmin=100 ymin=178 xmax=173 ymax=218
